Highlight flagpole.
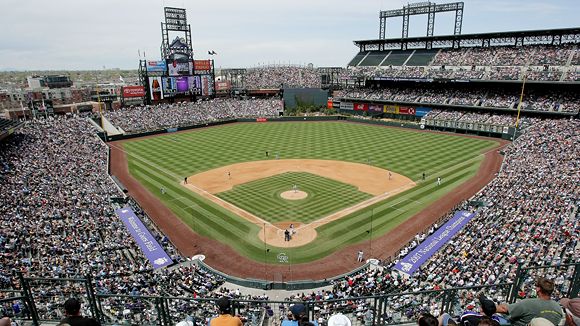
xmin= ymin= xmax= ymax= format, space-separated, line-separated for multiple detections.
xmin=20 ymin=101 xmax=26 ymax=121
xmin=515 ymin=75 xmax=526 ymax=128
xmin=512 ymin=74 xmax=527 ymax=140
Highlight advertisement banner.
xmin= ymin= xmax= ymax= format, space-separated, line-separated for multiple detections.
xmin=146 ymin=60 xmax=167 ymax=73
xmin=369 ymin=104 xmax=383 ymax=112
xmin=415 ymin=107 xmax=432 ymax=117
xmin=149 ymin=77 xmax=164 ymax=101
xmin=340 ymin=102 xmax=354 ymax=110
xmin=215 ymin=81 xmax=231 ymax=92
xmin=394 ymin=210 xmax=476 ymax=275
xmin=200 ymin=75 xmax=214 ymax=96
xmin=122 ymin=86 xmax=145 ymax=98
xmin=384 ymin=105 xmax=399 ymax=114
xmin=161 ymin=77 xmax=176 ymax=97
xmin=399 ymin=107 xmax=416 ymax=115
xmin=194 ymin=60 xmax=212 ymax=73
xmin=256 ymin=118 xmax=267 ymax=122
xmin=167 ymin=60 xmax=192 ymax=76
xmin=327 ymin=99 xmax=334 ymax=109
xmin=115 ymin=207 xmax=173 ymax=269
xmin=353 ymin=103 xmax=369 ymax=111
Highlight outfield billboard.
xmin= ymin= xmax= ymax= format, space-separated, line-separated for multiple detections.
xmin=384 ymin=105 xmax=399 ymax=114
xmin=399 ymin=107 xmax=416 ymax=115
xmin=122 ymin=86 xmax=145 ymax=98
xmin=369 ymin=104 xmax=383 ymax=112
xmin=215 ymin=81 xmax=231 ymax=92
xmin=353 ymin=103 xmax=368 ymax=111
xmin=415 ymin=107 xmax=432 ymax=117
xmin=340 ymin=102 xmax=354 ymax=110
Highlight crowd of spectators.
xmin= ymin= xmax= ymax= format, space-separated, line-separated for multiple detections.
xmin=244 ymin=66 xmax=321 ymax=89
xmin=346 ymin=44 xmax=577 ymax=81
xmin=432 ymin=44 xmax=576 ymax=67
xmin=422 ymin=109 xmax=538 ymax=127
xmin=105 ymin=98 xmax=281 ymax=133
xmin=0 ymin=116 xmax=226 ymax=324
xmin=336 ymin=87 xmax=579 ymax=113
xmin=330 ymin=118 xmax=579 ymax=314
xmin=0 ymin=110 xmax=578 ymax=325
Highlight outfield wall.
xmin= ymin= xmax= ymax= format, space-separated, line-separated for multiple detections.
xmin=100 ymin=115 xmax=511 ymax=143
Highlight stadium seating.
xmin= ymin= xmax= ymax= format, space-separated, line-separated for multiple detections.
xmin=105 ymin=98 xmax=281 ymax=134
xmin=0 ymin=111 xmax=577 ymax=325
xmin=336 ymin=87 xmax=579 ymax=113
xmin=347 ymin=43 xmax=579 ymax=82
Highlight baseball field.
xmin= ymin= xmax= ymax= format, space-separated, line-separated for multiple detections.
xmin=116 ymin=121 xmax=499 ymax=265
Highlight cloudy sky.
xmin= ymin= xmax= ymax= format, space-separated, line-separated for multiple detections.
xmin=0 ymin=0 xmax=577 ymax=70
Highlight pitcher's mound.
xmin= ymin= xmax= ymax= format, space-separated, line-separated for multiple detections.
xmin=280 ymin=190 xmax=308 ymax=200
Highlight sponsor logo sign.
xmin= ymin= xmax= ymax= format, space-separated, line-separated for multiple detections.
xmin=393 ymin=210 xmax=476 ymax=275
xmin=115 ymin=207 xmax=173 ymax=269
xmin=122 ymin=86 xmax=145 ymax=98
xmin=146 ymin=60 xmax=167 ymax=73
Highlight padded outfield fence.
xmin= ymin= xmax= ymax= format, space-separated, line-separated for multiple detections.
xmin=1 ymin=262 xmax=578 ymax=326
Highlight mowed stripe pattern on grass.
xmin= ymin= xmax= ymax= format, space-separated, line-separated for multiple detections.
xmin=216 ymin=172 xmax=373 ymax=223
xmin=122 ymin=122 xmax=498 ymax=263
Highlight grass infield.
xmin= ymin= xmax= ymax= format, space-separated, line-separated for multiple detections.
xmin=122 ymin=122 xmax=498 ymax=264
xmin=216 ymin=172 xmax=374 ymax=224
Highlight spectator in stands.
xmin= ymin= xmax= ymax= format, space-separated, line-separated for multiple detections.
xmin=209 ymin=297 xmax=242 ymax=326
xmin=417 ymin=313 xmax=439 ymax=326
xmin=59 ymin=298 xmax=101 ymax=326
xmin=282 ymin=303 xmax=318 ymax=326
xmin=560 ymin=298 xmax=580 ymax=326
xmin=495 ymin=278 xmax=562 ymax=326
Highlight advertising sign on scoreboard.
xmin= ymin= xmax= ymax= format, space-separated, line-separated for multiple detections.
xmin=353 ymin=103 xmax=368 ymax=111
xmin=162 ymin=77 xmax=177 ymax=97
xmin=146 ymin=60 xmax=167 ymax=73
xmin=122 ymin=86 xmax=145 ymax=98
xmin=149 ymin=77 xmax=164 ymax=100
xmin=194 ymin=60 xmax=212 ymax=74
xmin=200 ymin=75 xmax=214 ymax=96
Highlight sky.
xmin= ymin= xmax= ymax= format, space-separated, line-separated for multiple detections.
xmin=0 ymin=0 xmax=578 ymax=70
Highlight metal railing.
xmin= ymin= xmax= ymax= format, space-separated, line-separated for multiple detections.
xmin=0 ymin=262 xmax=577 ymax=326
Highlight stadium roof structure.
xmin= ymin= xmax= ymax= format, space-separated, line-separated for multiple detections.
xmin=354 ymin=27 xmax=580 ymax=51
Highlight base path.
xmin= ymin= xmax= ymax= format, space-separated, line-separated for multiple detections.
xmin=109 ymin=125 xmax=509 ymax=281
xmin=184 ymin=159 xmax=410 ymax=196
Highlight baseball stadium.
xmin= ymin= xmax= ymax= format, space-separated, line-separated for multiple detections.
xmin=0 ymin=2 xmax=579 ymax=326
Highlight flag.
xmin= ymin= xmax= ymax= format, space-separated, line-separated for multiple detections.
xmin=119 ymin=75 xmax=125 ymax=83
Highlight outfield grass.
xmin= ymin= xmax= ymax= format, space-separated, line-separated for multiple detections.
xmin=123 ymin=122 xmax=498 ymax=264
xmin=216 ymin=172 xmax=374 ymax=223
